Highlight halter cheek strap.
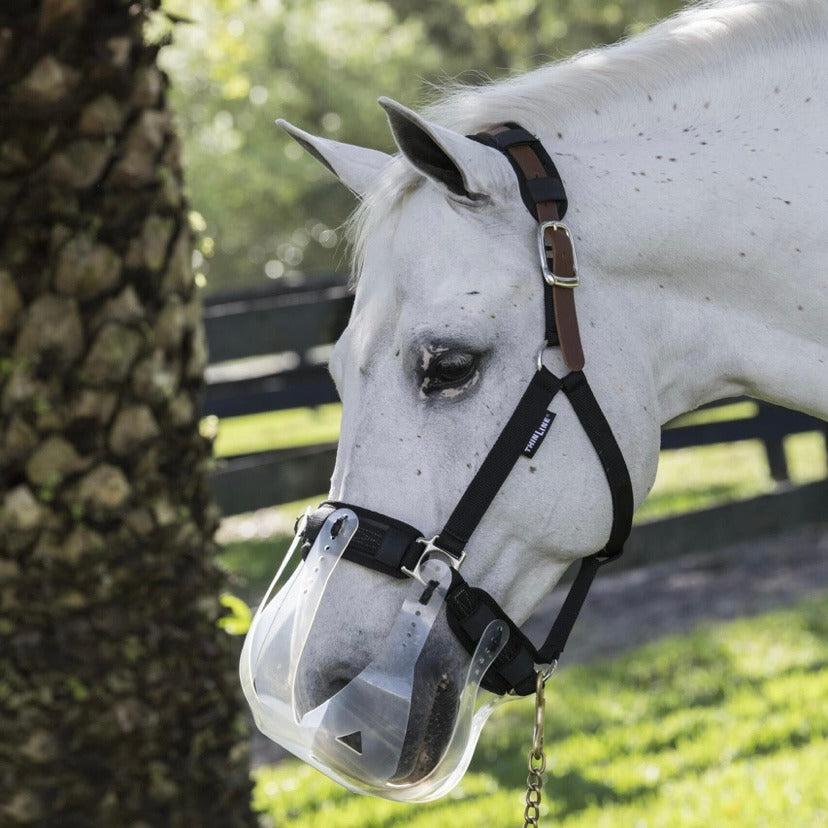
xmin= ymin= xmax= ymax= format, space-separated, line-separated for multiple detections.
xmin=469 ymin=124 xmax=584 ymax=371
xmin=301 ymin=123 xmax=634 ymax=696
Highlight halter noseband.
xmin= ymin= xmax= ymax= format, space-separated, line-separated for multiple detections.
xmin=300 ymin=124 xmax=634 ymax=696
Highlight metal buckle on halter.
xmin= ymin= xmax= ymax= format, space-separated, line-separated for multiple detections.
xmin=537 ymin=221 xmax=579 ymax=288
xmin=401 ymin=536 xmax=466 ymax=584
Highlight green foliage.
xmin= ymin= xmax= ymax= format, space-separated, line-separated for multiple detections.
xmin=253 ymin=592 xmax=828 ymax=826
xmin=161 ymin=0 xmax=686 ymax=293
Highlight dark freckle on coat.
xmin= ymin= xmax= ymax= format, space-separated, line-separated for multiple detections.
xmin=490 ymin=314 xmax=496 ymax=319
xmin=658 ymin=284 xmax=664 ymax=289
xmin=557 ymin=131 xmax=563 ymax=139
xmin=703 ymin=101 xmax=710 ymax=108
xmin=804 ymin=97 xmax=811 ymax=103
xmin=784 ymin=200 xmax=791 ymax=205
xmin=739 ymin=252 xmax=746 ymax=257
xmin=639 ymin=171 xmax=646 ymax=176
xmin=466 ymin=463 xmax=472 ymax=469
xmin=656 ymin=155 xmax=663 ymax=159
xmin=529 ymin=466 xmax=537 ymax=474
xmin=672 ymin=102 xmax=677 ymax=110
xmin=594 ymin=108 xmax=600 ymax=115
xmin=416 ymin=469 xmax=421 ymax=475
xmin=466 ymin=290 xmax=480 ymax=295
xmin=699 ymin=141 xmax=707 ymax=145
xmin=395 ymin=349 xmax=400 ymax=357
xmin=669 ymin=158 xmax=677 ymax=162
xmin=773 ymin=86 xmax=779 ymax=94
xmin=795 ymin=247 xmax=801 ymax=253
xmin=705 ymin=296 xmax=711 ymax=301
xmin=634 ymin=187 xmax=640 ymax=192
xmin=647 ymin=93 xmax=653 ymax=101
xmin=797 ymin=305 xmax=804 ymax=311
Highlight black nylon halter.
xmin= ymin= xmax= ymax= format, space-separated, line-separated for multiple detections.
xmin=301 ymin=125 xmax=634 ymax=696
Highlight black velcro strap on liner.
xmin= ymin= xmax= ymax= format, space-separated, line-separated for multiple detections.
xmin=303 ymin=502 xmax=424 ymax=579
xmin=445 ymin=577 xmax=539 ymax=696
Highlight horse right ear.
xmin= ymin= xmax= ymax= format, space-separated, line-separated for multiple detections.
xmin=276 ymin=119 xmax=392 ymax=198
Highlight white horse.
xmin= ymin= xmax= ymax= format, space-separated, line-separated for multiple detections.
xmin=274 ymin=0 xmax=827 ymax=791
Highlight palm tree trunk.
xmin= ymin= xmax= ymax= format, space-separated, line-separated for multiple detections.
xmin=0 ymin=2 xmax=255 ymax=824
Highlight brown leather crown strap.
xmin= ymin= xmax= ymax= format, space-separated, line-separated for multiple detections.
xmin=481 ymin=126 xmax=585 ymax=371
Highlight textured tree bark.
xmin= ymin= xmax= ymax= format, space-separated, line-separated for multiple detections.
xmin=0 ymin=2 xmax=255 ymax=824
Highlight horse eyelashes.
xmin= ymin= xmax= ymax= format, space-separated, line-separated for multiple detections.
xmin=421 ymin=351 xmax=479 ymax=395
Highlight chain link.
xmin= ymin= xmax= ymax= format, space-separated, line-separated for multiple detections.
xmin=523 ymin=671 xmax=548 ymax=827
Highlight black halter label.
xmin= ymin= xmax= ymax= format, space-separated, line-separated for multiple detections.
xmin=523 ymin=410 xmax=556 ymax=458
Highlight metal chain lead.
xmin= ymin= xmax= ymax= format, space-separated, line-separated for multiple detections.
xmin=523 ymin=670 xmax=548 ymax=827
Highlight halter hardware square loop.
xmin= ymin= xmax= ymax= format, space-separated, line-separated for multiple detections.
xmin=537 ymin=221 xmax=579 ymax=288
xmin=401 ymin=536 xmax=466 ymax=584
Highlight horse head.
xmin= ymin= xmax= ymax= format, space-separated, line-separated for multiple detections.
xmin=243 ymin=98 xmax=664 ymax=798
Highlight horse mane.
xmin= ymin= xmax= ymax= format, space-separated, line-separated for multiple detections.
xmin=348 ymin=0 xmax=827 ymax=281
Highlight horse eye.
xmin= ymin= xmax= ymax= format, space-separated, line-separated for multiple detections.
xmin=425 ymin=351 xmax=477 ymax=391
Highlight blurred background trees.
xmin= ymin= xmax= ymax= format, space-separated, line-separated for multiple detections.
xmin=161 ymin=0 xmax=684 ymax=294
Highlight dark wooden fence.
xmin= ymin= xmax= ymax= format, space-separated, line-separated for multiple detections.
xmin=202 ymin=278 xmax=827 ymax=517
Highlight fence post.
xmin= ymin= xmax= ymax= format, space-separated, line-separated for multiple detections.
xmin=757 ymin=402 xmax=790 ymax=482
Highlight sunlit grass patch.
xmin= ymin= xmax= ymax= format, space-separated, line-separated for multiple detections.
xmin=635 ymin=431 xmax=827 ymax=522
xmin=213 ymin=403 xmax=342 ymax=457
xmin=253 ymin=592 xmax=828 ymax=827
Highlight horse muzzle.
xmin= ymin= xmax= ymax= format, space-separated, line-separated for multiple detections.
xmin=240 ymin=507 xmax=510 ymax=801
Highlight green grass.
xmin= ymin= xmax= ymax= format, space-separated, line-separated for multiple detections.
xmin=253 ymin=592 xmax=828 ymax=827
xmin=636 ymin=431 xmax=827 ymax=522
xmin=211 ymin=403 xmax=342 ymax=457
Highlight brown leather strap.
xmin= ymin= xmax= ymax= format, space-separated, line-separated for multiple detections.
xmin=487 ymin=128 xmax=585 ymax=371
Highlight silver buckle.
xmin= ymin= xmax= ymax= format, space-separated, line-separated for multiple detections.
xmin=537 ymin=221 xmax=579 ymax=288
xmin=401 ymin=535 xmax=466 ymax=584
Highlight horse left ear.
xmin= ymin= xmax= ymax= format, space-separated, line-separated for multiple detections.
xmin=378 ymin=97 xmax=507 ymax=201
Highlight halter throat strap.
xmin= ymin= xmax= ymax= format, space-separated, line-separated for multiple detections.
xmin=301 ymin=123 xmax=634 ymax=695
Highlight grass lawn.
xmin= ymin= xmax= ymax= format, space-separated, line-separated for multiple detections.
xmin=252 ymin=591 xmax=828 ymax=827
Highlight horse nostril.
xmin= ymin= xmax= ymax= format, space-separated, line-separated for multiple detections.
xmin=327 ymin=675 xmax=351 ymax=698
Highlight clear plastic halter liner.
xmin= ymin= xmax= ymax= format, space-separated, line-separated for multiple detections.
xmin=240 ymin=123 xmax=634 ymax=802
xmin=241 ymin=508 xmax=510 ymax=801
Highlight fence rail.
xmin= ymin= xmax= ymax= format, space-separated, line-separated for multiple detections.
xmin=203 ymin=278 xmax=827 ymax=516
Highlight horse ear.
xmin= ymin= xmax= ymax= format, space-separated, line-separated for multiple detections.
xmin=378 ymin=97 xmax=505 ymax=201
xmin=276 ymin=119 xmax=392 ymax=198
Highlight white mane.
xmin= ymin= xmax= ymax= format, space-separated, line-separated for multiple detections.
xmin=423 ymin=0 xmax=825 ymax=134
xmin=349 ymin=0 xmax=827 ymax=278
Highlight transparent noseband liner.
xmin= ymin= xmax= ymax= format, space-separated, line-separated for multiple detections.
xmin=240 ymin=508 xmax=511 ymax=801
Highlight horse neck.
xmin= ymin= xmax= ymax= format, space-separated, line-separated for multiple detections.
xmin=543 ymin=41 xmax=828 ymax=422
